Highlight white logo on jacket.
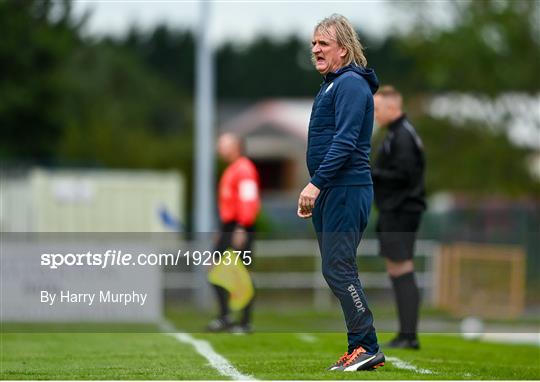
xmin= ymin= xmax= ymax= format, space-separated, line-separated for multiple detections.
xmin=239 ymin=180 xmax=258 ymax=201
xmin=324 ymin=82 xmax=334 ymax=93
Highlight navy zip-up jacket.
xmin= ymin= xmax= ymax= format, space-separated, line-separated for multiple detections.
xmin=307 ymin=64 xmax=379 ymax=189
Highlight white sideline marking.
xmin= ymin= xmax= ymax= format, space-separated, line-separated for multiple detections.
xmin=481 ymin=332 xmax=540 ymax=346
xmin=297 ymin=333 xmax=318 ymax=343
xmin=160 ymin=321 xmax=255 ymax=380
xmin=387 ymin=356 xmax=434 ymax=374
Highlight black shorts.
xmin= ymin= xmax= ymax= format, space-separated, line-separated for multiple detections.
xmin=214 ymin=221 xmax=255 ymax=267
xmin=376 ymin=211 xmax=422 ymax=261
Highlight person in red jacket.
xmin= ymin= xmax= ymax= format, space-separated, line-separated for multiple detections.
xmin=207 ymin=133 xmax=260 ymax=333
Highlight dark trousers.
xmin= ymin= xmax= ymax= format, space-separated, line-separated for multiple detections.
xmin=211 ymin=221 xmax=255 ymax=324
xmin=312 ymin=185 xmax=379 ymax=354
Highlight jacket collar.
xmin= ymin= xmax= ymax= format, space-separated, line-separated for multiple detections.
xmin=323 ymin=64 xmax=355 ymax=83
xmin=389 ymin=114 xmax=407 ymax=130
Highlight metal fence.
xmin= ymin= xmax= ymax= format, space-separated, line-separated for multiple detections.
xmin=163 ymin=239 xmax=441 ymax=309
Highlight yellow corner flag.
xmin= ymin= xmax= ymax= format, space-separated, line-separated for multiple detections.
xmin=208 ymin=257 xmax=254 ymax=311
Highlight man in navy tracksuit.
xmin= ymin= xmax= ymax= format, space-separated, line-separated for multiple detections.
xmin=297 ymin=14 xmax=384 ymax=372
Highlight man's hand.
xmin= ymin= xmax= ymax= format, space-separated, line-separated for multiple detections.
xmin=297 ymin=182 xmax=320 ymax=219
xmin=232 ymin=226 xmax=248 ymax=249
xmin=297 ymin=207 xmax=312 ymax=219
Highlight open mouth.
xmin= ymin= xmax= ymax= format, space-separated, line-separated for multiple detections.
xmin=316 ymin=56 xmax=325 ymax=65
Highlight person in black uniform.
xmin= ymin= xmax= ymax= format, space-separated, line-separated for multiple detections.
xmin=372 ymin=85 xmax=426 ymax=349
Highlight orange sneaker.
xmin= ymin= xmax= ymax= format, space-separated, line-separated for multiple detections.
xmin=327 ymin=352 xmax=350 ymax=371
xmin=340 ymin=346 xmax=385 ymax=371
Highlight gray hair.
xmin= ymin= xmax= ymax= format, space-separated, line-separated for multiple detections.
xmin=313 ymin=14 xmax=367 ymax=67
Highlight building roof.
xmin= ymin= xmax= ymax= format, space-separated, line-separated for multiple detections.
xmin=220 ymin=99 xmax=313 ymax=141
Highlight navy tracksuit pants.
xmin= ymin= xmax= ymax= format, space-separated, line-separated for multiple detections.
xmin=312 ymin=185 xmax=379 ymax=354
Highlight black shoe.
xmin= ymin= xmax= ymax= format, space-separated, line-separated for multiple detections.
xmin=386 ymin=335 xmax=420 ymax=349
xmin=206 ymin=316 xmax=232 ymax=332
xmin=335 ymin=346 xmax=385 ymax=371
xmin=229 ymin=323 xmax=253 ymax=334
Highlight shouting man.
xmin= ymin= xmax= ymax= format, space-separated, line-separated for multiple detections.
xmin=298 ymin=14 xmax=384 ymax=372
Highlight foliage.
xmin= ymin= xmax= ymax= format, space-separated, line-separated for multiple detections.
xmin=0 ymin=0 xmax=538 ymax=201
xmin=0 ymin=0 xmax=80 ymax=160
xmin=398 ymin=0 xmax=540 ymax=94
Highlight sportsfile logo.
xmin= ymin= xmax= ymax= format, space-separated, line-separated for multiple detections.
xmin=40 ymin=249 xmax=252 ymax=269
xmin=347 ymin=284 xmax=366 ymax=313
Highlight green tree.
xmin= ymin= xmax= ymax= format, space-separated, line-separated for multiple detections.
xmin=115 ymin=25 xmax=195 ymax=97
xmin=58 ymin=43 xmax=193 ymax=170
xmin=397 ymin=0 xmax=540 ymax=94
xmin=0 ymin=0 xmax=81 ymax=160
xmin=216 ymin=35 xmax=321 ymax=99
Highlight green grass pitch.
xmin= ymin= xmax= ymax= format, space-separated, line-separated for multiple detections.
xmin=1 ymin=330 xmax=539 ymax=379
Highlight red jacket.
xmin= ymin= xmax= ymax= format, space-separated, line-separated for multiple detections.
xmin=218 ymin=156 xmax=260 ymax=227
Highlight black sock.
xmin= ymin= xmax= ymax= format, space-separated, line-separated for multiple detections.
xmin=390 ymin=272 xmax=420 ymax=340
xmin=212 ymin=284 xmax=230 ymax=319
xmin=240 ymin=297 xmax=255 ymax=326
